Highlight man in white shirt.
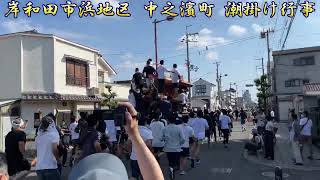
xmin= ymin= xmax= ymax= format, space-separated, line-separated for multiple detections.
xmin=35 ymin=116 xmax=61 ymax=180
xmin=299 ymin=111 xmax=313 ymax=160
xmin=68 ymin=117 xmax=79 ymax=167
xmin=219 ymin=109 xmax=232 ymax=148
xmin=176 ymin=89 xmax=188 ymax=104
xmin=130 ymin=118 xmax=153 ymax=180
xmin=162 ymin=113 xmax=185 ymax=179
xmin=150 ymin=113 xmax=165 ymax=162
xmin=157 ymin=60 xmax=170 ymax=93
xmin=190 ymin=111 xmax=209 ymax=166
xmin=270 ymin=109 xmax=275 ymax=121
xmin=179 ymin=116 xmax=194 ymax=175
xmin=171 ymin=64 xmax=182 ymax=94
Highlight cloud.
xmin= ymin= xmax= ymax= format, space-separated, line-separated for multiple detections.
xmin=251 ymin=23 xmax=263 ymax=33
xmin=116 ymin=53 xmax=144 ymax=69
xmin=228 ymin=25 xmax=247 ymax=36
xmin=199 ymin=28 xmax=212 ymax=35
xmin=1 ymin=19 xmax=89 ymax=40
xmin=206 ymin=51 xmax=218 ymax=61
xmin=178 ymin=27 xmax=227 ymax=49
xmin=2 ymin=19 xmax=40 ymax=33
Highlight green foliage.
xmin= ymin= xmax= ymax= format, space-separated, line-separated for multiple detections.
xmin=101 ymin=85 xmax=118 ymax=109
xmin=254 ymin=75 xmax=271 ymax=111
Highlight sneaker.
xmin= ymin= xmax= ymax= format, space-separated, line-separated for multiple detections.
xmin=179 ymin=171 xmax=186 ymax=175
xmin=294 ymin=163 xmax=303 ymax=166
xmin=191 ymin=159 xmax=195 ymax=168
xmin=169 ymin=167 xmax=174 ymax=180
xmin=196 ymin=160 xmax=201 ymax=164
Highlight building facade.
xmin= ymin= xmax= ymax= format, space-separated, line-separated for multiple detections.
xmin=0 ymin=31 xmax=116 ymax=137
xmin=272 ymin=46 xmax=320 ymax=122
xmin=191 ymin=78 xmax=217 ymax=111
xmin=220 ymin=88 xmax=237 ymax=109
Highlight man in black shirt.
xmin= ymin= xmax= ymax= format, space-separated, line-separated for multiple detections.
xmin=143 ymin=59 xmax=156 ymax=89
xmin=5 ymin=118 xmax=27 ymax=176
xmin=204 ymin=109 xmax=215 ymax=146
xmin=132 ymin=68 xmax=144 ymax=93
xmin=234 ymin=109 xmax=239 ymax=121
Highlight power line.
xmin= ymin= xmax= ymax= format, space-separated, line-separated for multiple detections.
xmin=281 ymin=0 xmax=301 ymax=50
xmin=162 ymin=35 xmax=260 ymax=59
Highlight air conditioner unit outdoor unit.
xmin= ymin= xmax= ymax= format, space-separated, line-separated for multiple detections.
xmin=88 ymin=87 xmax=100 ymax=96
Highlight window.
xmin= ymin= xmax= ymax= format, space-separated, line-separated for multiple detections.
xmin=293 ymin=56 xmax=315 ymax=66
xmin=195 ymin=85 xmax=206 ymax=95
xmin=285 ymin=79 xmax=310 ymax=87
xmin=66 ymin=58 xmax=89 ymax=87
xmin=98 ymin=71 xmax=104 ymax=83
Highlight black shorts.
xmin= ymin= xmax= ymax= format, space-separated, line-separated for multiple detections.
xmin=189 ymin=137 xmax=194 ymax=145
xmin=131 ymin=160 xmax=141 ymax=179
xmin=173 ymin=83 xmax=179 ymax=88
xmin=158 ymin=79 xmax=165 ymax=93
xmin=153 ymin=147 xmax=163 ymax=153
xmin=180 ymin=148 xmax=190 ymax=157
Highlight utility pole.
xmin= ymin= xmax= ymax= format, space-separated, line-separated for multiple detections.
xmin=185 ymin=25 xmax=198 ymax=101
xmin=256 ymin=57 xmax=265 ymax=76
xmin=213 ymin=62 xmax=221 ymax=108
xmin=260 ymin=28 xmax=274 ymax=76
xmin=261 ymin=28 xmax=274 ymax=111
xmin=261 ymin=57 xmax=265 ymax=76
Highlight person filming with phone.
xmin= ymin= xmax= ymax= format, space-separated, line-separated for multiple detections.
xmin=69 ymin=102 xmax=164 ymax=180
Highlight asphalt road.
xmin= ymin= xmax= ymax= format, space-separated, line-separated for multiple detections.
xmin=22 ymin=122 xmax=320 ymax=180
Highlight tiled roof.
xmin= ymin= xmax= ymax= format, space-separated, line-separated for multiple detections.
xmin=303 ymin=83 xmax=320 ymax=95
xmin=22 ymin=93 xmax=101 ymax=102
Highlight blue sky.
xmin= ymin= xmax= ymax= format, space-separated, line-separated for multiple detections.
xmin=1 ymin=0 xmax=320 ymax=101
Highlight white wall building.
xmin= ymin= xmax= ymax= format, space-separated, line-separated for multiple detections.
xmin=191 ymin=78 xmax=217 ymax=111
xmin=272 ymin=46 xmax=320 ymax=121
xmin=0 ymin=30 xmax=116 ymax=137
xmin=221 ymin=89 xmax=236 ymax=109
xmin=242 ymin=90 xmax=253 ymax=108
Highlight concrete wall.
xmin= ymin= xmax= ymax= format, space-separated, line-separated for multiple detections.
xmin=111 ymin=84 xmax=130 ymax=101
xmin=22 ymin=36 xmax=54 ymax=93
xmin=0 ymin=36 xmax=22 ymax=99
xmin=274 ymin=52 xmax=320 ymax=95
xmin=191 ymin=98 xmax=206 ymax=110
xmin=20 ymin=100 xmax=95 ymax=137
xmin=20 ymin=101 xmax=56 ymax=136
xmin=54 ymin=39 xmax=98 ymax=95
xmin=278 ymin=100 xmax=293 ymax=121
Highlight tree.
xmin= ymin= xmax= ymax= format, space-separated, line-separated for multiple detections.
xmin=254 ymin=75 xmax=271 ymax=112
xmin=101 ymin=85 xmax=118 ymax=109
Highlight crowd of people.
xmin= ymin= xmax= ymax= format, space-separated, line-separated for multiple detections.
xmin=1 ymin=58 xmax=316 ymax=180
xmin=244 ymin=108 xmax=314 ymax=166
xmin=244 ymin=109 xmax=277 ymax=160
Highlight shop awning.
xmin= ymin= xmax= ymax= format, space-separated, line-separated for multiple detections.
xmin=303 ymin=83 xmax=320 ymax=96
